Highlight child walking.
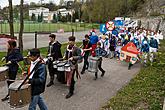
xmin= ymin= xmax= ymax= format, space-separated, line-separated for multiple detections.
xmin=94 ymin=42 xmax=106 ymax=80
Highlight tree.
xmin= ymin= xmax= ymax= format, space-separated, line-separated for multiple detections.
xmin=40 ymin=12 xmax=43 ymax=22
xmin=38 ymin=14 xmax=40 ymax=22
xmin=66 ymin=13 xmax=71 ymax=22
xmin=8 ymin=0 xmax=14 ymax=37
xmin=57 ymin=12 xmax=61 ymax=22
xmin=31 ymin=13 xmax=36 ymax=21
xmin=60 ymin=0 xmax=64 ymax=6
xmin=18 ymin=0 xmax=24 ymax=53
xmin=52 ymin=13 xmax=57 ymax=23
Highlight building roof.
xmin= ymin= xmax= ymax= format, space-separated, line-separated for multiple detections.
xmin=121 ymin=42 xmax=139 ymax=54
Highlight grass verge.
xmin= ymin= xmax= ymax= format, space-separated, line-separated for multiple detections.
xmin=102 ymin=40 xmax=165 ymax=110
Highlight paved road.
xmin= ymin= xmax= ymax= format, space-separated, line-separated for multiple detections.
xmin=0 ymin=58 xmax=140 ymax=110
xmin=16 ymin=30 xmax=97 ymax=50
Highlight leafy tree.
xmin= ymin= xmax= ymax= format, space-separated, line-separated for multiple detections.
xmin=40 ymin=12 xmax=43 ymax=22
xmin=66 ymin=13 xmax=71 ymax=22
xmin=38 ymin=14 xmax=40 ymax=22
xmin=60 ymin=0 xmax=64 ymax=6
xmin=52 ymin=13 xmax=57 ymax=23
xmin=57 ymin=12 xmax=61 ymax=22
xmin=31 ymin=13 xmax=36 ymax=21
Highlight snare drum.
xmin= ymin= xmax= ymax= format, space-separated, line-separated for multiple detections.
xmin=88 ymin=56 xmax=100 ymax=73
xmin=9 ymin=80 xmax=31 ymax=108
xmin=53 ymin=61 xmax=60 ymax=69
xmin=57 ymin=62 xmax=66 ymax=71
xmin=64 ymin=63 xmax=71 ymax=72
xmin=0 ymin=66 xmax=8 ymax=81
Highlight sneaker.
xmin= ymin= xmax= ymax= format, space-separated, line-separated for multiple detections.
xmin=1 ymin=95 xmax=9 ymax=102
xmin=46 ymin=81 xmax=54 ymax=87
xmin=101 ymin=71 xmax=105 ymax=77
xmin=65 ymin=93 xmax=73 ymax=99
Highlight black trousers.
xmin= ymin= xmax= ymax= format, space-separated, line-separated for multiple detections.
xmin=69 ymin=69 xmax=76 ymax=94
xmin=48 ymin=62 xmax=57 ymax=82
xmin=82 ymin=53 xmax=89 ymax=72
xmin=95 ymin=58 xmax=105 ymax=77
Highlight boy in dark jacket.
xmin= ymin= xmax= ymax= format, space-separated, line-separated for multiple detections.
xmin=1 ymin=40 xmax=23 ymax=101
xmin=47 ymin=34 xmax=63 ymax=87
xmin=28 ymin=48 xmax=48 ymax=110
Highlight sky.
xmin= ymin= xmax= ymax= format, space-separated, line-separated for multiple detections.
xmin=0 ymin=0 xmax=61 ymax=8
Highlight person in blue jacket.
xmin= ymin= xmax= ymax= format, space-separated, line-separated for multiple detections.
xmin=89 ymin=31 xmax=99 ymax=56
xmin=1 ymin=40 xmax=23 ymax=101
xmin=94 ymin=42 xmax=106 ymax=80
xmin=28 ymin=48 xmax=48 ymax=110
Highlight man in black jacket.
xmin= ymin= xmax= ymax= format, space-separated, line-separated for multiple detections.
xmin=47 ymin=34 xmax=63 ymax=87
xmin=28 ymin=48 xmax=48 ymax=110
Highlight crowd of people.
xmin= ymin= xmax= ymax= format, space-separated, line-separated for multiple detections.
xmin=0 ymin=25 xmax=163 ymax=110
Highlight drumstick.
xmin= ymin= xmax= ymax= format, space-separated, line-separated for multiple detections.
xmin=16 ymin=62 xmax=25 ymax=74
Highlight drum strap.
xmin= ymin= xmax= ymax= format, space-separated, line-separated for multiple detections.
xmin=18 ymin=60 xmax=41 ymax=90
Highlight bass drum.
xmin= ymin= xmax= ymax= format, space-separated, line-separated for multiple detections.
xmin=9 ymin=80 xmax=31 ymax=108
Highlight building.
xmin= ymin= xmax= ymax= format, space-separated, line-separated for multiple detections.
xmin=29 ymin=7 xmax=49 ymax=21
xmin=29 ymin=7 xmax=74 ymax=22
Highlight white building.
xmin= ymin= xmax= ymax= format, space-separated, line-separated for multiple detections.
xmin=29 ymin=7 xmax=74 ymax=22
xmin=29 ymin=7 xmax=49 ymax=21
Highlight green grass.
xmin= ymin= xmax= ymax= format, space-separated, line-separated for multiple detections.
xmin=0 ymin=22 xmax=99 ymax=33
xmin=102 ymin=40 xmax=165 ymax=110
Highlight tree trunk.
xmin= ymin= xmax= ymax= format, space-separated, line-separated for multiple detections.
xmin=155 ymin=19 xmax=161 ymax=32
xmin=8 ymin=0 xmax=14 ymax=37
xmin=19 ymin=0 xmax=24 ymax=53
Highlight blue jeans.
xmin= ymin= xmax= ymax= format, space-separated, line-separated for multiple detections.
xmin=29 ymin=95 xmax=48 ymax=110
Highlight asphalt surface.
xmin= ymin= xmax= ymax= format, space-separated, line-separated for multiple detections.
xmin=0 ymin=58 xmax=140 ymax=110
xmin=16 ymin=30 xmax=92 ymax=50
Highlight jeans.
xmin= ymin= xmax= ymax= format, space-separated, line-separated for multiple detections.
xmin=95 ymin=58 xmax=105 ymax=77
xmin=29 ymin=95 xmax=48 ymax=110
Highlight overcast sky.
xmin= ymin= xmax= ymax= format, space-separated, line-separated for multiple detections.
xmin=0 ymin=0 xmax=61 ymax=8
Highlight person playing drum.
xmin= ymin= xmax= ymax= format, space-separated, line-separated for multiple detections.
xmin=28 ymin=48 xmax=48 ymax=110
xmin=47 ymin=34 xmax=63 ymax=87
xmin=1 ymin=40 xmax=23 ymax=101
xmin=63 ymin=36 xmax=83 ymax=99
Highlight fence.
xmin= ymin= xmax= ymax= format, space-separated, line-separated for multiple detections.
xmin=0 ymin=21 xmax=99 ymax=34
